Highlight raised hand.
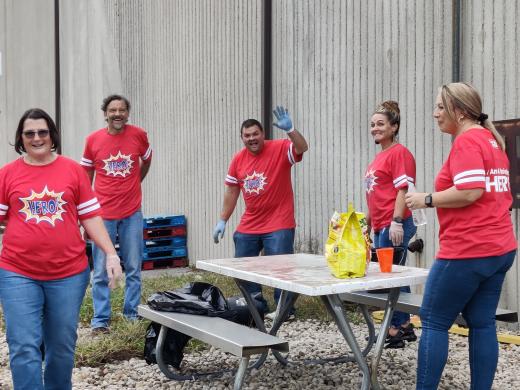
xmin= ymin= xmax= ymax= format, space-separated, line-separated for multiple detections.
xmin=213 ymin=219 xmax=227 ymax=243
xmin=272 ymin=106 xmax=293 ymax=132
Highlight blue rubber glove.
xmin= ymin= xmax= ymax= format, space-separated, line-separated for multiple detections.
xmin=272 ymin=106 xmax=294 ymax=133
xmin=213 ymin=219 xmax=227 ymax=243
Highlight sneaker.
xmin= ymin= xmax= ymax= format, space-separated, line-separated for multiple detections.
xmin=265 ymin=311 xmax=296 ymax=322
xmin=265 ymin=311 xmax=277 ymax=321
xmin=400 ymin=323 xmax=417 ymax=342
xmin=91 ymin=326 xmax=110 ymax=336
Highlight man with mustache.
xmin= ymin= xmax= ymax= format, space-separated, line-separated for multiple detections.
xmin=213 ymin=106 xmax=308 ymax=319
xmin=81 ymin=94 xmax=152 ymax=334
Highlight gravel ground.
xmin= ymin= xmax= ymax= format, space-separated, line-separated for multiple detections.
xmin=0 ymin=319 xmax=519 ymax=389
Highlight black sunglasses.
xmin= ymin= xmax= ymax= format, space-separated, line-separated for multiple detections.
xmin=22 ymin=129 xmax=50 ymax=139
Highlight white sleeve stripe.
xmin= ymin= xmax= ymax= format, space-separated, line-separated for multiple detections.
xmin=225 ymin=175 xmax=238 ymax=184
xmin=393 ymin=174 xmax=407 ymax=185
xmin=453 ymin=169 xmax=485 ymax=181
xmin=0 ymin=204 xmax=8 ymax=211
xmin=287 ymin=144 xmax=296 ymax=165
xmin=81 ymin=157 xmax=93 ymax=164
xmin=407 ymin=176 xmax=415 ymax=183
xmin=0 ymin=210 xmax=6 ymax=215
xmin=77 ymin=198 xmax=99 ymax=210
xmin=78 ymin=203 xmax=101 ymax=215
xmin=454 ymin=176 xmax=486 ymax=184
xmin=80 ymin=159 xmax=93 ymax=167
xmin=394 ymin=177 xmax=408 ymax=187
xmin=142 ymin=146 xmax=152 ymax=160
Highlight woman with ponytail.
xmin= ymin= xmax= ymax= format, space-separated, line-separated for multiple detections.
xmin=406 ymin=82 xmax=517 ymax=389
xmin=365 ymin=100 xmax=418 ymax=348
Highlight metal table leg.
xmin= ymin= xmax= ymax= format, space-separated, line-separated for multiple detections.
xmin=266 ymin=289 xmax=299 ymax=365
xmin=234 ymin=279 xmax=269 ymax=368
xmin=370 ymin=287 xmax=400 ymax=390
xmin=155 ymin=325 xmax=234 ymax=381
xmin=322 ymin=294 xmax=371 ymax=390
xmin=156 ymin=325 xmax=195 ymax=380
xmin=233 ymin=357 xmax=250 ymax=390
xmin=234 ymin=278 xmax=297 ymax=367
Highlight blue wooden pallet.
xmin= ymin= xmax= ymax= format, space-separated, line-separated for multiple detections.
xmin=144 ymin=237 xmax=187 ymax=250
xmin=142 ymin=247 xmax=187 ymax=260
xmin=143 ymin=215 xmax=186 ymax=229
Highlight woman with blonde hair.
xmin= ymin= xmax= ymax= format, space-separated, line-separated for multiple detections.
xmin=365 ymin=100 xmax=418 ymax=348
xmin=406 ymin=82 xmax=516 ymax=389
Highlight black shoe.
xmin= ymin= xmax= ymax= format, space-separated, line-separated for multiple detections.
xmin=384 ymin=332 xmax=405 ymax=349
xmin=91 ymin=326 xmax=110 ymax=336
xmin=400 ymin=323 xmax=417 ymax=342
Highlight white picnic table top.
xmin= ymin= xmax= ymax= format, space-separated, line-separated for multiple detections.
xmin=196 ymin=253 xmax=429 ymax=296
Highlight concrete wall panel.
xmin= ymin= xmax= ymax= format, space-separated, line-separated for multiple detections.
xmin=0 ymin=0 xmax=55 ymax=165
xmin=104 ymin=0 xmax=263 ymax=261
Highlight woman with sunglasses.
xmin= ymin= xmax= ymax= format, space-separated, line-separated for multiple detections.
xmin=406 ymin=83 xmax=516 ymax=389
xmin=0 ymin=108 xmax=123 ymax=390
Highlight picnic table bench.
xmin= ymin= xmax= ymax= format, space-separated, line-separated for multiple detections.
xmin=138 ymin=304 xmax=289 ymax=390
xmin=340 ymin=291 xmax=518 ymax=325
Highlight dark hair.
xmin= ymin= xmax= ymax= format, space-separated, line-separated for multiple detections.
xmin=373 ymin=100 xmax=401 ymax=135
xmin=15 ymin=108 xmax=60 ymax=155
xmin=101 ymin=94 xmax=131 ymax=112
xmin=240 ymin=119 xmax=263 ymax=135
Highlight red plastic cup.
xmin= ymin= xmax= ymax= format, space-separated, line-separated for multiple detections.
xmin=376 ymin=247 xmax=394 ymax=273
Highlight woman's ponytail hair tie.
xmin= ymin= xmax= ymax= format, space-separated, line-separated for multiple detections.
xmin=478 ymin=113 xmax=488 ymax=122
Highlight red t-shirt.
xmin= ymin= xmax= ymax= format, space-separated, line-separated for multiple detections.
xmin=226 ymin=139 xmax=303 ymax=234
xmin=435 ymin=128 xmax=517 ymax=259
xmin=365 ymin=144 xmax=415 ymax=231
xmin=81 ymin=124 xmax=152 ymax=219
xmin=0 ymin=156 xmax=102 ymax=280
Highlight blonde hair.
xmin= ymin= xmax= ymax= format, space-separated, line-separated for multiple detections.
xmin=373 ymin=100 xmax=401 ymax=136
xmin=440 ymin=82 xmax=505 ymax=150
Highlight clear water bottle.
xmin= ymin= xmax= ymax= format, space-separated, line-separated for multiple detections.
xmin=408 ymin=182 xmax=427 ymax=226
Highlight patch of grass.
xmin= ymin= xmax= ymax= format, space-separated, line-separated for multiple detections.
xmin=76 ymin=319 xmax=148 ymax=366
xmin=74 ymin=268 xmax=363 ymax=366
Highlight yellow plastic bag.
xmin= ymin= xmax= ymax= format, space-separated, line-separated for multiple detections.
xmin=325 ymin=204 xmax=371 ymax=278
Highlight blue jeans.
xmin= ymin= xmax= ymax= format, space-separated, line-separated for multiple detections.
xmin=416 ymin=250 xmax=516 ymax=390
xmin=373 ymin=216 xmax=417 ymax=327
xmin=91 ymin=209 xmax=143 ymax=328
xmin=0 ymin=267 xmax=89 ymax=390
xmin=233 ymin=228 xmax=295 ymax=314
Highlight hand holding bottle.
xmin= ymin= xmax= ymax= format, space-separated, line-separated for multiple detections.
xmin=405 ymin=182 xmax=427 ymax=226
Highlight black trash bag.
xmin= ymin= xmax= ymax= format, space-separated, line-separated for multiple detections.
xmin=143 ymin=322 xmax=191 ymax=368
xmin=144 ymin=283 xmax=266 ymax=367
xmin=146 ymin=281 xmax=229 ymax=316
xmin=224 ymin=292 xmax=265 ymax=327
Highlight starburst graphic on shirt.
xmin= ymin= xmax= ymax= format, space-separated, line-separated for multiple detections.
xmin=102 ymin=151 xmax=133 ymax=177
xmin=19 ymin=186 xmax=67 ymax=226
xmin=489 ymin=139 xmax=499 ymax=149
xmin=365 ymin=169 xmax=378 ymax=193
xmin=243 ymin=171 xmax=267 ymax=195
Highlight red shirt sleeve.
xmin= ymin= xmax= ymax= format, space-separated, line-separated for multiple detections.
xmin=0 ymin=168 xmax=8 ymax=222
xmin=286 ymin=140 xmax=303 ymax=165
xmin=80 ymin=136 xmax=95 ymax=171
xmin=75 ymin=166 xmax=102 ymax=220
xmin=225 ymin=154 xmax=240 ymax=186
xmin=140 ymin=130 xmax=153 ymax=162
xmin=391 ymin=147 xmax=416 ymax=189
xmin=449 ymin=135 xmax=486 ymax=190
